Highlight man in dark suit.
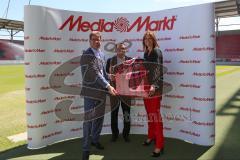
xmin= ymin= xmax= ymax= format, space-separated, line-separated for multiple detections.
xmin=106 ymin=42 xmax=132 ymax=142
xmin=80 ymin=31 xmax=117 ymax=160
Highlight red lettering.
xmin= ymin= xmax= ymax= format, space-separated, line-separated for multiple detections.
xmin=59 ymin=15 xmax=176 ymax=32
xmin=128 ymin=16 xmax=149 ymax=32
xmin=59 ymin=15 xmax=82 ymax=31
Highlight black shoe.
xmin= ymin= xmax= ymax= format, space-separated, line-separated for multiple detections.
xmin=142 ymin=139 xmax=153 ymax=146
xmin=82 ymin=151 xmax=90 ymax=160
xmin=91 ymin=142 xmax=104 ymax=150
xmin=123 ymin=136 xmax=130 ymax=142
xmin=151 ymin=148 xmax=164 ymax=157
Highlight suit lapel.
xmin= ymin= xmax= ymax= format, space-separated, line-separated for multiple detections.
xmin=87 ymin=48 xmax=103 ymax=74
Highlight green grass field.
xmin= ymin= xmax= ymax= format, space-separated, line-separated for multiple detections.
xmin=0 ymin=64 xmax=240 ymax=159
xmin=0 ymin=65 xmax=26 ymax=152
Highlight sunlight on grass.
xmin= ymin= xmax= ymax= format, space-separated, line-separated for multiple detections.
xmin=216 ymin=66 xmax=240 ymax=77
xmin=90 ymin=155 xmax=104 ymax=160
xmin=0 ymin=65 xmax=24 ymax=95
xmin=199 ymin=65 xmax=240 ymax=159
xmin=9 ymin=153 xmax=64 ymax=160
xmin=0 ymin=90 xmax=26 ymax=152
xmin=0 ymin=65 xmax=26 ymax=152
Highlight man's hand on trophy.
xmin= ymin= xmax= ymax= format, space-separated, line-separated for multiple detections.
xmin=107 ymin=85 xmax=117 ymax=96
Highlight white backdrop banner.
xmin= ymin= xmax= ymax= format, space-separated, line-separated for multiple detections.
xmin=24 ymin=3 xmax=215 ymax=149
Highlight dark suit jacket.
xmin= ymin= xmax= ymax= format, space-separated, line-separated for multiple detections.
xmin=106 ymin=55 xmax=132 ymax=106
xmin=106 ymin=58 xmax=111 ymax=74
xmin=80 ymin=48 xmax=109 ymax=100
xmin=144 ymin=48 xmax=163 ymax=95
xmin=106 ymin=55 xmax=131 ymax=87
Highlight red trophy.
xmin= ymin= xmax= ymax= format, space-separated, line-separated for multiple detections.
xmin=113 ymin=58 xmax=151 ymax=97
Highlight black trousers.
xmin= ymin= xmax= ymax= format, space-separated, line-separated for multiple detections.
xmin=111 ymin=97 xmax=131 ymax=138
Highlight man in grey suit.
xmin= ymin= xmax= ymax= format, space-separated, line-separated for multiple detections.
xmin=80 ymin=31 xmax=116 ymax=160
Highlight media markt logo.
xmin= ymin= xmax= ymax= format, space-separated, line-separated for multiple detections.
xmin=59 ymin=15 xmax=177 ymax=32
xmin=114 ymin=17 xmax=130 ymax=32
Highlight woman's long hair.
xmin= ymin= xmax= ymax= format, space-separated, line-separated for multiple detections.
xmin=142 ymin=31 xmax=159 ymax=53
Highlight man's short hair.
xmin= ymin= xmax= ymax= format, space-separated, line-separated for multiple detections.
xmin=89 ymin=31 xmax=101 ymax=40
xmin=115 ymin=42 xmax=126 ymax=52
xmin=115 ymin=42 xmax=125 ymax=50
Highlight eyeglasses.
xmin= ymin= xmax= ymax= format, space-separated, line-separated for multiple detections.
xmin=90 ymin=38 xmax=101 ymax=41
xmin=117 ymin=47 xmax=126 ymax=51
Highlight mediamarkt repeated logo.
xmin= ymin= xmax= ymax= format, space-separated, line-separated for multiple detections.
xmin=59 ymin=15 xmax=177 ymax=32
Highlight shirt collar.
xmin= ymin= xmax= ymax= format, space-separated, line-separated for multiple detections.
xmin=91 ymin=47 xmax=101 ymax=53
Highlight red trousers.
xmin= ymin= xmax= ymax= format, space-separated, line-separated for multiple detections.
xmin=144 ymin=96 xmax=164 ymax=149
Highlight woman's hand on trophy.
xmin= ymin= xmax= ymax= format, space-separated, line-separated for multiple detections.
xmin=148 ymin=85 xmax=156 ymax=97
